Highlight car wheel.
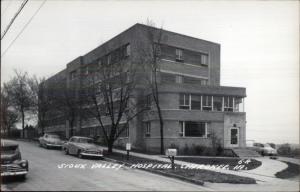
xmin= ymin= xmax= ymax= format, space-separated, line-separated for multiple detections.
xmin=65 ymin=148 xmax=69 ymax=155
xmin=19 ymin=174 xmax=26 ymax=181
xmin=77 ymin=150 xmax=83 ymax=159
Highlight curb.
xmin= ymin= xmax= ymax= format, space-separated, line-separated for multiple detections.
xmin=103 ymin=157 xmax=204 ymax=186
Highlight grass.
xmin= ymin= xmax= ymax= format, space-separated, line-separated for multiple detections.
xmin=174 ymin=157 xmax=262 ymax=170
xmin=105 ymin=152 xmax=256 ymax=184
xmin=275 ymin=161 xmax=300 ymax=179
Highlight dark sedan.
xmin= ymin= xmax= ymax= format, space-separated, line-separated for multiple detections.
xmin=1 ymin=140 xmax=28 ymax=179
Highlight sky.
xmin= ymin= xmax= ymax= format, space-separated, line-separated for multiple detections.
xmin=1 ymin=0 xmax=299 ymax=144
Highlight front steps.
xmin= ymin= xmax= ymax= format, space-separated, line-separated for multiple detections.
xmin=232 ymin=148 xmax=262 ymax=158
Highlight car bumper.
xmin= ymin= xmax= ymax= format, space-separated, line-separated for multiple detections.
xmin=1 ymin=171 xmax=28 ymax=176
xmin=46 ymin=143 xmax=62 ymax=147
xmin=1 ymin=164 xmax=28 ymax=177
xmin=80 ymin=152 xmax=103 ymax=157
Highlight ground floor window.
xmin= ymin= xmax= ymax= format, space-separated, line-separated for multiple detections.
xmin=117 ymin=124 xmax=129 ymax=138
xmin=179 ymin=121 xmax=207 ymax=137
xmin=145 ymin=122 xmax=151 ymax=137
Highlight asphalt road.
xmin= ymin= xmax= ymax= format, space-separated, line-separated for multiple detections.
xmin=1 ymin=140 xmax=212 ymax=191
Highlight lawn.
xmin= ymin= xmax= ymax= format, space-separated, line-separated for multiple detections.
xmin=275 ymin=161 xmax=300 ymax=179
xmin=174 ymin=157 xmax=262 ymax=170
xmin=105 ymin=152 xmax=256 ymax=184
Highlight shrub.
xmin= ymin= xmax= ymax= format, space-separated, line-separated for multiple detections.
xmin=277 ymin=144 xmax=292 ymax=156
xmin=183 ymin=144 xmax=190 ymax=155
xmin=194 ymin=145 xmax=205 ymax=155
xmin=216 ymin=145 xmax=224 ymax=156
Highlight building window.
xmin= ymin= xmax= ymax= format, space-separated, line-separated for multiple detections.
xmin=145 ymin=94 xmax=152 ymax=108
xmin=161 ymin=72 xmax=176 ymax=84
xmin=175 ymin=75 xmax=183 ymax=83
xmin=125 ymin=44 xmax=131 ymax=57
xmin=234 ymin=97 xmax=244 ymax=112
xmin=117 ymin=124 xmax=129 ymax=138
xmin=70 ymin=70 xmax=76 ymax=80
xmin=191 ymin=94 xmax=201 ymax=110
xmin=202 ymin=95 xmax=212 ymax=111
xmin=145 ymin=122 xmax=151 ymax=137
xmin=201 ymin=54 xmax=209 ymax=65
xmin=82 ymin=66 xmax=89 ymax=76
xmin=224 ymin=96 xmax=234 ymax=111
xmin=154 ymin=44 xmax=161 ymax=56
xmin=175 ymin=48 xmax=183 ymax=61
xmin=179 ymin=93 xmax=190 ymax=109
xmin=201 ymin=79 xmax=208 ymax=85
xmin=180 ymin=121 xmax=207 ymax=137
xmin=107 ymin=54 xmax=111 ymax=65
xmin=183 ymin=76 xmax=204 ymax=85
xmin=213 ymin=96 xmax=222 ymax=111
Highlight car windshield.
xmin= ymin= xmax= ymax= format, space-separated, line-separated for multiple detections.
xmin=2 ymin=145 xmax=18 ymax=154
xmin=49 ymin=135 xmax=60 ymax=139
xmin=264 ymin=144 xmax=271 ymax=148
xmin=78 ymin=138 xmax=93 ymax=143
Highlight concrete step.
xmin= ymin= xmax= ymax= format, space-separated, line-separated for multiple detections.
xmin=232 ymin=148 xmax=261 ymax=158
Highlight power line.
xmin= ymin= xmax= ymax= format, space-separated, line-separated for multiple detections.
xmin=1 ymin=0 xmax=29 ymax=40
xmin=1 ymin=0 xmax=47 ymax=57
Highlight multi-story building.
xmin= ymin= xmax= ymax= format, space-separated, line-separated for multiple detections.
xmin=41 ymin=23 xmax=246 ymax=153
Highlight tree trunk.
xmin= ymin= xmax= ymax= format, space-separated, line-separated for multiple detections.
xmin=21 ymin=110 xmax=25 ymax=138
xmin=107 ymin=139 xmax=114 ymax=154
xmin=157 ymin=108 xmax=164 ymax=155
xmin=70 ymin=123 xmax=73 ymax=137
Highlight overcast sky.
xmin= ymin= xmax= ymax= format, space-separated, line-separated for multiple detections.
xmin=1 ymin=0 xmax=299 ymax=144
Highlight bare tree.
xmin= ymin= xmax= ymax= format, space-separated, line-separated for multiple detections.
xmin=1 ymin=90 xmax=19 ymax=137
xmin=3 ymin=70 xmax=35 ymax=137
xmin=137 ymin=20 xmax=165 ymax=154
xmin=49 ymin=78 xmax=78 ymax=138
xmin=26 ymin=76 xmax=50 ymax=135
xmin=82 ymin=46 xmax=146 ymax=154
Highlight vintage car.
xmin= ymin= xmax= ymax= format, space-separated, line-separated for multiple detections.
xmin=252 ymin=142 xmax=278 ymax=156
xmin=1 ymin=140 xmax=28 ymax=179
xmin=39 ymin=133 xmax=64 ymax=149
xmin=62 ymin=136 xmax=103 ymax=158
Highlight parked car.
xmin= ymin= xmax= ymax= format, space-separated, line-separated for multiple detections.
xmin=1 ymin=140 xmax=28 ymax=179
xmin=253 ymin=142 xmax=277 ymax=156
xmin=62 ymin=136 xmax=103 ymax=159
xmin=39 ymin=133 xmax=64 ymax=149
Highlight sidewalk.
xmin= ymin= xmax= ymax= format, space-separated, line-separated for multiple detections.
xmin=102 ymin=147 xmax=299 ymax=184
xmin=277 ymin=156 xmax=300 ymax=165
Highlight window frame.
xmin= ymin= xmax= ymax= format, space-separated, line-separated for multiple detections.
xmin=125 ymin=44 xmax=131 ymax=57
xmin=180 ymin=121 xmax=207 ymax=138
xmin=175 ymin=48 xmax=184 ymax=61
xmin=202 ymin=95 xmax=213 ymax=111
xmin=145 ymin=122 xmax=151 ymax=137
xmin=224 ymin=96 xmax=234 ymax=112
xmin=179 ymin=93 xmax=190 ymax=109
xmin=70 ymin=70 xmax=77 ymax=80
xmin=200 ymin=54 xmax=209 ymax=66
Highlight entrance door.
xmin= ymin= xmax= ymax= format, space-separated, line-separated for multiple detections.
xmin=230 ymin=128 xmax=239 ymax=147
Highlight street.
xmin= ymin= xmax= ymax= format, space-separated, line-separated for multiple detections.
xmin=1 ymin=140 xmax=212 ymax=191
